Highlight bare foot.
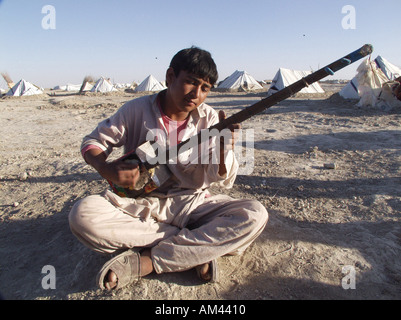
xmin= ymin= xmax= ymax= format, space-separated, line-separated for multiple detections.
xmin=104 ymin=269 xmax=118 ymax=291
xmin=198 ymin=262 xmax=212 ymax=281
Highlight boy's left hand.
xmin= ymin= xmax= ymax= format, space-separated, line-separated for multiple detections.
xmin=218 ymin=110 xmax=241 ymax=151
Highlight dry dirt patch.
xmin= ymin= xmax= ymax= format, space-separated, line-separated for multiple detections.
xmin=1 ymin=88 xmax=400 ymax=300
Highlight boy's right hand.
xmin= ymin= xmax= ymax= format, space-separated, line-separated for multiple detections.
xmin=84 ymin=148 xmax=140 ymax=188
xmin=100 ymin=160 xmax=140 ymax=189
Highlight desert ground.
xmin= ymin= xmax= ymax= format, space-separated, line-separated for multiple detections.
xmin=0 ymin=83 xmax=400 ymax=300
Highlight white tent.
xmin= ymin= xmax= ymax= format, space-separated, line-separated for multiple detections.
xmin=53 ymin=84 xmax=82 ymax=91
xmin=338 ymin=78 xmax=360 ymax=99
xmin=6 ymin=79 xmax=43 ymax=96
xmin=348 ymin=57 xmax=401 ymax=110
xmin=267 ymin=68 xmax=324 ymax=96
xmin=65 ymin=84 xmax=83 ymax=91
xmin=355 ymin=58 xmax=389 ymax=107
xmin=90 ymin=77 xmax=117 ymax=93
xmin=339 ymin=56 xmax=401 ymax=99
xmin=54 ymin=82 xmax=93 ymax=91
xmin=217 ymin=70 xmax=263 ymax=91
xmin=79 ymin=82 xmax=94 ymax=92
xmin=1 ymin=77 xmax=9 ymax=94
xmin=134 ymin=75 xmax=166 ymax=92
xmin=374 ymin=56 xmax=401 ymax=81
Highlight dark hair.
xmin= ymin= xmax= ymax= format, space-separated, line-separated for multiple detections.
xmin=169 ymin=47 xmax=218 ymax=86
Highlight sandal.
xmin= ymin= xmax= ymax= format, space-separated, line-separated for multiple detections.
xmin=196 ymin=259 xmax=219 ymax=283
xmin=96 ymin=249 xmax=141 ymax=290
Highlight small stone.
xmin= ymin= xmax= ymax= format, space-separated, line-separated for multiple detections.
xmin=324 ymin=163 xmax=336 ymax=169
xmin=19 ymin=172 xmax=28 ymax=181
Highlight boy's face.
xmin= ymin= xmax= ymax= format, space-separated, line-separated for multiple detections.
xmin=165 ymin=68 xmax=212 ymax=117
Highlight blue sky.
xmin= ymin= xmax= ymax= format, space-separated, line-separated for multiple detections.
xmin=0 ymin=0 xmax=400 ymax=88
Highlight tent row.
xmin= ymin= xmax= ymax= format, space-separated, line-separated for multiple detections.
xmin=4 ymin=78 xmax=118 ymax=96
xmin=3 ymin=66 xmax=328 ymax=97
xmin=216 ymin=69 xmax=324 ymax=93
xmin=5 ymin=57 xmax=400 ymax=99
xmin=1 ymin=75 xmax=169 ymax=96
xmin=53 ymin=75 xmax=167 ymax=94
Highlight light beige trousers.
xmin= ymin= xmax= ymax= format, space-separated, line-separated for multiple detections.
xmin=68 ymin=189 xmax=268 ymax=274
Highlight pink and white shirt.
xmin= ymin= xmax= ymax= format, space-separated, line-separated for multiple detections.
xmin=81 ymin=91 xmax=238 ymax=194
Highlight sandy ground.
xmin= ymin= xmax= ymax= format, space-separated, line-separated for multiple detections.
xmin=0 ymin=84 xmax=401 ymax=300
